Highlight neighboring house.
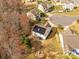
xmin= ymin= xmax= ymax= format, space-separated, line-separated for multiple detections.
xmin=74 ymin=0 xmax=79 ymax=6
xmin=60 ymin=28 xmax=79 ymax=56
xmin=27 ymin=9 xmax=47 ymax=21
xmin=27 ymin=9 xmax=41 ymax=21
xmin=62 ymin=3 xmax=75 ymax=11
xmin=60 ymin=0 xmax=79 ymax=7
xmin=38 ymin=2 xmax=53 ymax=12
xmin=32 ymin=25 xmax=52 ymax=39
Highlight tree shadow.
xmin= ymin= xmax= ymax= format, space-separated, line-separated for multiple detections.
xmin=47 ymin=27 xmax=57 ymax=39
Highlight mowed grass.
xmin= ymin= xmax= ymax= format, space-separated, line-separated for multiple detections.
xmin=50 ymin=7 xmax=79 ymax=16
xmin=54 ymin=5 xmax=63 ymax=11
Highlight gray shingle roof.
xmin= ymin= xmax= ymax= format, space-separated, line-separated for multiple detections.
xmin=33 ymin=25 xmax=46 ymax=35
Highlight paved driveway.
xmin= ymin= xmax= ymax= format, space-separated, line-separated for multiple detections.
xmin=49 ymin=15 xmax=79 ymax=26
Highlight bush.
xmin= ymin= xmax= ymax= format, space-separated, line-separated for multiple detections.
xmin=21 ymin=35 xmax=32 ymax=49
xmin=40 ymin=12 xmax=47 ymax=17
xmin=65 ymin=9 xmax=71 ymax=12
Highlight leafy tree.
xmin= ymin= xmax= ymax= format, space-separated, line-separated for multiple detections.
xmin=40 ymin=12 xmax=47 ymax=17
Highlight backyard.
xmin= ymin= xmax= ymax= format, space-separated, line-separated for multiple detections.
xmin=24 ymin=28 xmax=79 ymax=59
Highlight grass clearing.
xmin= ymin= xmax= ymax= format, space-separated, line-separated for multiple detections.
xmin=50 ymin=7 xmax=79 ymax=16
xmin=54 ymin=5 xmax=63 ymax=11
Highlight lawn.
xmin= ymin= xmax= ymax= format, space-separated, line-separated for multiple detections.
xmin=37 ymin=19 xmax=47 ymax=26
xmin=23 ymin=24 xmax=79 ymax=59
xmin=23 ymin=28 xmax=63 ymax=59
xmin=50 ymin=7 xmax=79 ymax=16
xmin=54 ymin=5 xmax=63 ymax=11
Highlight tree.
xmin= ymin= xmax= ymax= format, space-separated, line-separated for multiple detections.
xmin=19 ymin=13 xmax=31 ymax=35
xmin=21 ymin=35 xmax=32 ymax=49
xmin=0 ymin=0 xmax=32 ymax=59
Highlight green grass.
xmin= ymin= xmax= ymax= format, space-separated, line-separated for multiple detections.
xmin=37 ymin=19 xmax=47 ymax=25
xmin=70 ymin=54 xmax=79 ymax=59
xmin=54 ymin=5 xmax=63 ymax=11
xmin=50 ymin=7 xmax=79 ymax=16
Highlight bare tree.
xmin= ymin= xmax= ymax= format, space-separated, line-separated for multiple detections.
xmin=0 ymin=0 xmax=32 ymax=59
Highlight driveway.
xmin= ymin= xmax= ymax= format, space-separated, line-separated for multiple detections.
xmin=49 ymin=15 xmax=79 ymax=26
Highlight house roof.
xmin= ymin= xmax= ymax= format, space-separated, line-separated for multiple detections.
xmin=33 ymin=25 xmax=46 ymax=35
xmin=61 ymin=28 xmax=79 ymax=49
xmin=30 ymin=9 xmax=38 ymax=16
xmin=41 ymin=2 xmax=48 ymax=9
xmin=32 ymin=25 xmax=52 ymax=39
xmin=39 ymin=1 xmax=53 ymax=9
xmin=49 ymin=15 xmax=79 ymax=26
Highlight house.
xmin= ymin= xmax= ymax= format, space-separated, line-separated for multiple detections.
xmin=62 ymin=3 xmax=75 ymax=11
xmin=32 ymin=25 xmax=52 ymax=39
xmin=59 ymin=28 xmax=79 ymax=56
xmin=60 ymin=0 xmax=78 ymax=11
xmin=27 ymin=9 xmax=47 ymax=21
xmin=38 ymin=1 xmax=54 ymax=12
xmin=27 ymin=9 xmax=41 ymax=21
xmin=60 ymin=0 xmax=79 ymax=6
xmin=74 ymin=0 xmax=79 ymax=6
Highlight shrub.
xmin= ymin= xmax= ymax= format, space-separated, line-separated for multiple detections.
xmin=40 ymin=12 xmax=47 ymax=17
xmin=21 ymin=35 xmax=32 ymax=49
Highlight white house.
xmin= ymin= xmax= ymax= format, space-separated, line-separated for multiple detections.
xmin=27 ymin=9 xmax=40 ymax=21
xmin=32 ymin=25 xmax=52 ymax=39
xmin=38 ymin=2 xmax=53 ymax=12
xmin=38 ymin=3 xmax=45 ymax=12
xmin=62 ymin=3 xmax=75 ymax=11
